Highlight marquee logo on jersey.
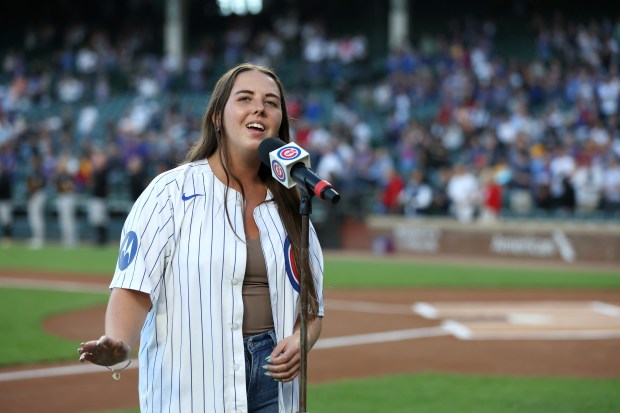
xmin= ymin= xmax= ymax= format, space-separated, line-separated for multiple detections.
xmin=272 ymin=160 xmax=286 ymax=182
xmin=118 ymin=231 xmax=138 ymax=271
xmin=277 ymin=146 xmax=301 ymax=161
xmin=283 ymin=236 xmax=300 ymax=293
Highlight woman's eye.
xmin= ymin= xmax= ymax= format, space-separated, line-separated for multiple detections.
xmin=266 ymin=100 xmax=279 ymax=108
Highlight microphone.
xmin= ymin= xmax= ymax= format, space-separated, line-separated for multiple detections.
xmin=259 ymin=137 xmax=340 ymax=204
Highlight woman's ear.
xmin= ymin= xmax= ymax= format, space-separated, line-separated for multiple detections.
xmin=211 ymin=114 xmax=220 ymax=131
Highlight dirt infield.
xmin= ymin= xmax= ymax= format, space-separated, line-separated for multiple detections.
xmin=1 ymin=268 xmax=620 ymax=413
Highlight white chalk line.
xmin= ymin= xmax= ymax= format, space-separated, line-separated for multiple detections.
xmin=314 ymin=326 xmax=449 ymax=349
xmin=592 ymin=301 xmax=620 ymax=317
xmin=0 ymin=359 xmax=138 ymax=382
xmin=0 ymin=325 xmax=449 ymax=383
xmin=0 ymin=277 xmax=108 ymax=293
xmin=439 ymin=319 xmax=620 ymax=340
xmin=326 ymin=299 xmax=413 ymax=314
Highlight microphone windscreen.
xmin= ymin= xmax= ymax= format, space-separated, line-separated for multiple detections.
xmin=258 ymin=137 xmax=286 ymax=166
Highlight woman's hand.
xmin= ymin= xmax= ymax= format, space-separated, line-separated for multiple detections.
xmin=78 ymin=335 xmax=130 ymax=367
xmin=265 ymin=331 xmax=301 ymax=382
xmin=265 ymin=316 xmax=323 ymax=382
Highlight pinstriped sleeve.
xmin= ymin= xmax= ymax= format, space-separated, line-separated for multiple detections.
xmin=110 ymin=175 xmax=176 ymax=301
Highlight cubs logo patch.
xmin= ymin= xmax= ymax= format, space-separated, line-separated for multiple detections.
xmin=283 ymin=236 xmax=300 ymax=293
xmin=118 ymin=231 xmax=139 ymax=271
xmin=272 ymin=160 xmax=286 ymax=182
xmin=277 ymin=146 xmax=301 ymax=160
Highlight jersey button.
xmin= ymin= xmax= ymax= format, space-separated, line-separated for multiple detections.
xmin=232 ymin=323 xmax=239 ymax=330
xmin=231 ymin=278 xmax=239 ymax=285
xmin=234 ymin=363 xmax=240 ymax=371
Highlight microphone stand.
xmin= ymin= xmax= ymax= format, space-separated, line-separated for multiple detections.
xmin=297 ymin=186 xmax=313 ymax=413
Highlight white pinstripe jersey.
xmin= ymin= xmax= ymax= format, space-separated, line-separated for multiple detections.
xmin=110 ymin=160 xmax=325 ymax=413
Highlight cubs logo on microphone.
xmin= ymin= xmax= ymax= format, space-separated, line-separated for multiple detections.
xmin=283 ymin=236 xmax=300 ymax=293
xmin=265 ymin=141 xmax=311 ymax=189
xmin=277 ymin=146 xmax=301 ymax=161
xmin=272 ymin=160 xmax=286 ymax=182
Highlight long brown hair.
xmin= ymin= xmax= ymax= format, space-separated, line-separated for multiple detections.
xmin=185 ymin=63 xmax=319 ymax=319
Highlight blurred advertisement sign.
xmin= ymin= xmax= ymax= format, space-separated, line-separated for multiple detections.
xmin=490 ymin=230 xmax=575 ymax=262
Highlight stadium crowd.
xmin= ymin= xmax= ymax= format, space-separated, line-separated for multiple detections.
xmin=1 ymin=8 xmax=620 ymax=247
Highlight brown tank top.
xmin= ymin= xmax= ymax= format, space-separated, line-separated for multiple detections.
xmin=242 ymin=238 xmax=274 ymax=337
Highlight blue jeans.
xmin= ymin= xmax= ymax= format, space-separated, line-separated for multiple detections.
xmin=244 ymin=329 xmax=279 ymax=413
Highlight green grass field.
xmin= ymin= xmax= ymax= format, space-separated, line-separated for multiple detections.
xmin=1 ymin=244 xmax=619 ymax=412
xmin=91 ymin=374 xmax=620 ymax=413
xmin=0 ymin=288 xmax=109 ymax=365
xmin=2 ymin=244 xmax=619 ymax=287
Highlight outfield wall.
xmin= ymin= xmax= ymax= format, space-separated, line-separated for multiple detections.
xmin=338 ymin=216 xmax=620 ymax=265
xmin=7 ymin=211 xmax=620 ymax=266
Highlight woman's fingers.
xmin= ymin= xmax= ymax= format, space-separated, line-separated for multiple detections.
xmin=269 ymin=359 xmax=300 ymax=382
xmin=266 ymin=335 xmax=301 ymax=382
xmin=77 ymin=336 xmax=128 ymax=366
xmin=78 ymin=339 xmax=100 ymax=362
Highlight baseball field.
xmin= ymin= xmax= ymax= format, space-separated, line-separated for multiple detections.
xmin=1 ymin=244 xmax=619 ymax=412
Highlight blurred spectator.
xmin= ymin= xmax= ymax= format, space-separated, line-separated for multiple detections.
xmin=596 ymin=68 xmax=620 ymax=121
xmin=507 ymin=145 xmax=534 ymax=214
xmin=398 ymin=169 xmax=433 ymax=217
xmin=315 ymin=135 xmax=355 ymax=185
xmin=572 ymin=155 xmax=604 ymax=213
xmin=0 ymin=161 xmax=13 ymax=246
xmin=26 ymin=153 xmax=47 ymax=249
xmin=531 ymin=150 xmax=554 ymax=211
xmin=127 ymin=155 xmax=149 ymax=201
xmin=272 ymin=8 xmax=300 ymax=48
xmin=478 ymin=168 xmax=503 ymax=223
xmin=94 ymin=74 xmax=111 ymax=102
xmin=54 ymin=154 xmax=79 ymax=248
xmin=76 ymin=106 xmax=99 ymax=137
xmin=549 ymin=146 xmax=576 ymax=212
xmin=88 ymin=149 xmax=109 ymax=246
xmin=57 ymin=74 xmax=84 ymax=103
xmin=429 ymin=166 xmax=452 ymax=216
xmin=447 ymin=163 xmax=480 ymax=223
xmin=602 ymin=155 xmax=620 ymax=212
xmin=378 ymin=166 xmax=405 ymax=214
